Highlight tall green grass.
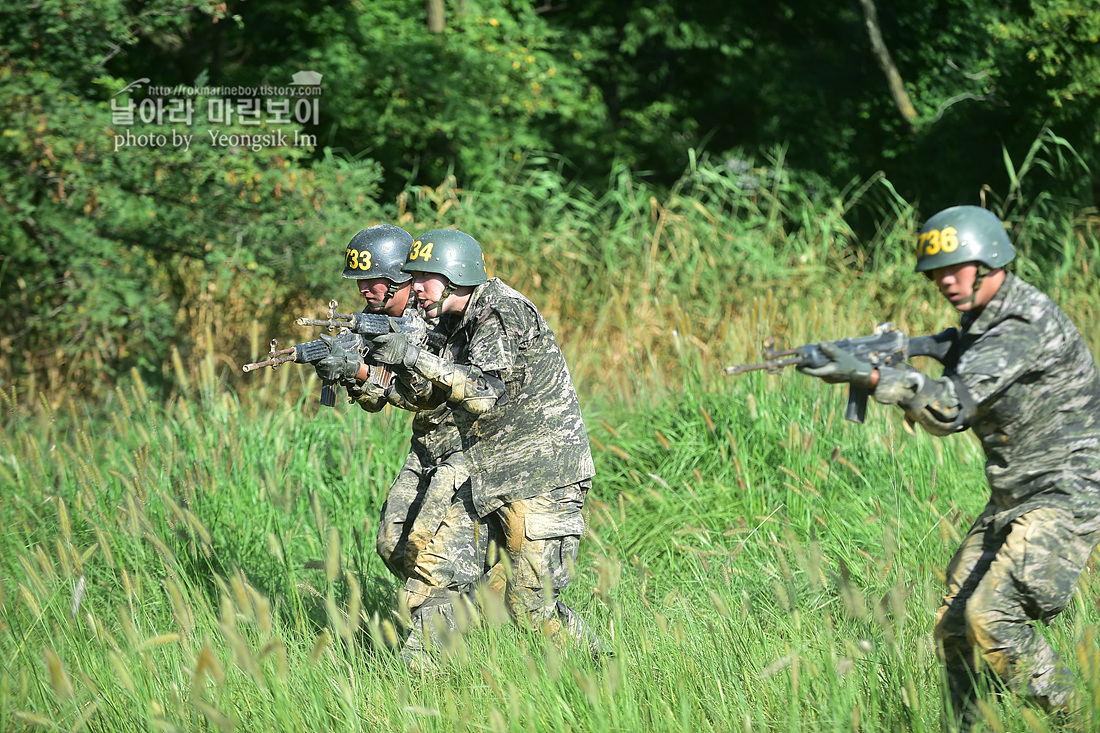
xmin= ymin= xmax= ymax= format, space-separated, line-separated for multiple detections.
xmin=4 ymin=304 xmax=1100 ymax=732
xmin=16 ymin=136 xmax=1100 ymax=409
xmin=381 ymin=143 xmax=1100 ymax=412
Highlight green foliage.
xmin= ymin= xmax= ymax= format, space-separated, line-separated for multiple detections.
xmin=0 ymin=2 xmax=390 ymax=392
xmin=186 ymin=0 xmax=607 ymax=186
xmin=990 ymin=0 xmax=1100 ymax=108
xmin=5 ymin=0 xmax=1100 ymax=401
xmin=5 ymin=4 xmax=1100 ymax=727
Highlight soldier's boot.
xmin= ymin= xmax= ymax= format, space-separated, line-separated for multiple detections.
xmin=527 ymin=598 xmax=611 ymax=660
xmin=942 ymin=658 xmax=980 ymax=733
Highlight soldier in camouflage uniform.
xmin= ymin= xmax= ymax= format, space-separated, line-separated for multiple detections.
xmin=370 ymin=229 xmax=607 ymax=655
xmin=799 ymin=206 xmax=1100 ymax=729
xmin=314 ymin=225 xmax=487 ymax=668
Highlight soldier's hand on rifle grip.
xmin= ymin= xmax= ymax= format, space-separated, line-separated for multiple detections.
xmin=797 ymin=342 xmax=877 ymax=389
xmin=347 ymin=379 xmax=389 ymax=403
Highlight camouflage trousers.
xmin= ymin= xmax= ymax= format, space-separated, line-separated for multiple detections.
xmin=399 ymin=478 xmax=606 ymax=665
xmin=376 ymin=450 xmax=463 ymax=582
xmin=398 ymin=478 xmax=490 ymax=665
xmin=935 ymin=506 xmax=1100 ymax=730
xmin=490 ymin=479 xmax=607 ymax=655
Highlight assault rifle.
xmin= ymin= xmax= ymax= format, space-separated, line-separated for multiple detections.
xmin=242 ymin=300 xmax=400 ymax=407
xmin=295 ymin=299 xmax=447 ymax=353
xmin=723 ymin=322 xmax=958 ymax=423
xmin=242 ymin=300 xmax=448 ymax=407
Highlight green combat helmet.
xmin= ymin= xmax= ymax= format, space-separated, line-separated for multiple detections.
xmin=343 ymin=224 xmax=414 ymax=282
xmin=401 ymin=229 xmax=488 ymax=286
xmin=915 ymin=206 xmax=1015 ymax=275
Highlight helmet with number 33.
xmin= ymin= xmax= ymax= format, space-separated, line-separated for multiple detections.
xmin=342 ymin=224 xmax=414 ymax=282
xmin=915 ymin=206 xmax=1015 ymax=275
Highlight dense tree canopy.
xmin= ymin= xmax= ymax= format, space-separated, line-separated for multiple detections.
xmin=82 ymin=0 xmax=1100 ymax=203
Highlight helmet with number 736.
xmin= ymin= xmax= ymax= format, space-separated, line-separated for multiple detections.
xmin=914 ymin=206 xmax=1015 ymax=274
xmin=401 ymin=229 xmax=487 ymax=286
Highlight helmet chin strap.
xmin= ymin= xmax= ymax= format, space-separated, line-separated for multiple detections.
xmin=424 ymin=283 xmax=455 ymax=319
xmin=955 ymin=266 xmax=990 ymax=308
xmin=363 ymin=280 xmax=403 ymax=313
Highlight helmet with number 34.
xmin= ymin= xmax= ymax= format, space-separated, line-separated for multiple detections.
xmin=401 ymin=229 xmax=487 ymax=286
xmin=915 ymin=206 xmax=1015 ymax=275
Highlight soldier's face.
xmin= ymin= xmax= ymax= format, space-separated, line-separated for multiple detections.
xmin=932 ymin=262 xmax=986 ymax=312
xmin=411 ymin=273 xmax=451 ymax=315
xmin=357 ymin=277 xmax=409 ymax=316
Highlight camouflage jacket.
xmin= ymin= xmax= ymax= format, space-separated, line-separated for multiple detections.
xmin=879 ymin=273 xmax=1100 ymax=530
xmin=349 ymin=306 xmax=462 ymax=465
xmin=404 ymin=314 xmax=463 ymax=466
xmin=443 ymin=278 xmax=595 ymax=517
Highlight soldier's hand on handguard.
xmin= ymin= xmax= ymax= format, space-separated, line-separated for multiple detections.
xmin=797 ymin=343 xmax=877 ymax=389
xmin=370 ymin=332 xmax=420 ymax=369
xmin=315 ymin=333 xmax=364 ymax=383
xmin=315 ymin=355 xmax=361 ymax=383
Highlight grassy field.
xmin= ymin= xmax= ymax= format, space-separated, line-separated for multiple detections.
xmin=5 ymin=152 xmax=1100 ymax=731
xmin=5 ymin=300 xmax=1100 ymax=732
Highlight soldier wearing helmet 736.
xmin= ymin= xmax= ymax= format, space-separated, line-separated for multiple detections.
xmin=799 ymin=205 xmax=1100 ymax=730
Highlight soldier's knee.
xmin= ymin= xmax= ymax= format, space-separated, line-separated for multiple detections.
xmin=400 ymin=580 xmax=434 ymax=616
xmin=932 ymin=614 xmax=953 ymax=649
xmin=962 ymin=601 xmax=1020 ymax=667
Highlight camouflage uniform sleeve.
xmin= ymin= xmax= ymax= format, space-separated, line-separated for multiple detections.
xmin=406 ymin=309 xmax=517 ymax=413
xmin=466 ymin=306 xmax=520 ymax=376
xmin=952 ymin=317 xmax=1055 ymax=404
xmin=874 ymin=317 xmax=1047 ymax=435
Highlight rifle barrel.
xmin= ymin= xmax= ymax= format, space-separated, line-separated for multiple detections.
xmin=296 ymin=315 xmax=355 ymax=327
xmin=242 ymin=353 xmax=297 ymax=372
xmin=723 ymin=356 xmax=802 ymax=375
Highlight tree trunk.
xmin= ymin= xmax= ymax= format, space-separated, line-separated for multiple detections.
xmin=857 ymin=0 xmax=917 ymax=130
xmin=426 ymin=0 xmax=445 ymax=33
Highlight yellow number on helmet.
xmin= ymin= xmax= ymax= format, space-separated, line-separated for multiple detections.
xmin=923 ymin=229 xmax=942 ymax=256
xmin=418 ymin=241 xmax=434 ymax=261
xmin=940 ymin=227 xmax=959 ymax=253
xmin=409 ymin=240 xmax=422 ymax=260
xmin=346 ymin=248 xmax=359 ymax=269
xmin=359 ymin=250 xmax=372 ymax=270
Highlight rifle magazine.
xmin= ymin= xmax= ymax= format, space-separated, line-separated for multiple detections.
xmin=366 ymin=365 xmax=396 ymax=389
